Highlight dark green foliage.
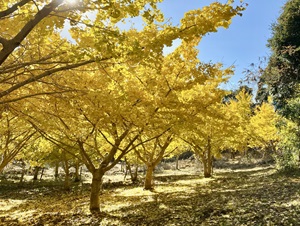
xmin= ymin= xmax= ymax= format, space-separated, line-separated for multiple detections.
xmin=223 ymin=85 xmax=253 ymax=103
xmin=262 ymin=0 xmax=300 ymax=118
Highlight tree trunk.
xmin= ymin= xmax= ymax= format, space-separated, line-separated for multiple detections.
xmin=144 ymin=165 xmax=155 ymax=190
xmin=124 ymin=158 xmax=138 ymax=183
xmin=132 ymin=165 xmax=138 ymax=183
xmin=54 ymin=162 xmax=59 ymax=181
xmin=203 ymin=159 xmax=212 ymax=178
xmin=64 ymin=160 xmax=70 ymax=191
xmin=175 ymin=155 xmax=180 ymax=170
xmin=19 ymin=161 xmax=26 ymax=183
xmin=0 ymin=164 xmax=5 ymax=174
xmin=202 ymin=138 xmax=213 ymax=178
xmin=121 ymin=161 xmax=126 ymax=172
xmin=231 ymin=151 xmax=236 ymax=159
xmin=33 ymin=166 xmax=40 ymax=180
xmin=90 ymin=169 xmax=104 ymax=212
xmin=40 ymin=168 xmax=44 ymax=180
xmin=124 ymin=157 xmax=130 ymax=181
xmin=207 ymin=138 xmax=213 ymax=178
xmin=0 ymin=158 xmax=10 ymax=173
xmin=74 ymin=161 xmax=81 ymax=182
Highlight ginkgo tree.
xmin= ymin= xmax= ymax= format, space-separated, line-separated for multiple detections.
xmin=248 ymin=99 xmax=280 ymax=153
xmin=23 ymin=64 xmax=162 ymax=211
xmin=0 ymin=0 xmax=245 ymax=106
xmin=0 ymin=109 xmax=37 ymax=173
xmin=173 ymin=55 xmax=236 ymax=178
xmin=123 ymin=38 xmax=235 ymax=181
xmin=180 ymin=89 xmax=274 ymax=178
xmin=180 ymin=99 xmax=233 ymax=178
xmin=133 ymin=132 xmax=184 ymax=190
xmin=4 ymin=0 xmax=246 ymax=213
xmin=25 ymin=40 xmax=237 ymax=212
xmin=223 ymin=89 xmax=253 ymax=154
xmin=220 ymin=89 xmax=282 ymax=165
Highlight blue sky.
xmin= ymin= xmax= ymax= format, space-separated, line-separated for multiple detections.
xmin=158 ymin=0 xmax=287 ymax=90
xmin=63 ymin=1 xmax=287 ymax=91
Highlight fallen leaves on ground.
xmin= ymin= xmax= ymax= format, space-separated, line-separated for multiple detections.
xmin=1 ymin=164 xmax=300 ymax=225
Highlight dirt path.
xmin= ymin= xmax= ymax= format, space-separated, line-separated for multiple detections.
xmin=1 ymin=165 xmax=300 ymax=225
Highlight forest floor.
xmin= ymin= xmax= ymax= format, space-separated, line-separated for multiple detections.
xmin=1 ymin=159 xmax=300 ymax=225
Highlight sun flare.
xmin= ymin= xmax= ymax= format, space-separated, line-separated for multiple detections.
xmin=65 ymin=0 xmax=77 ymax=5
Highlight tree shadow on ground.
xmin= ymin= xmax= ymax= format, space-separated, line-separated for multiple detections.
xmin=155 ymin=174 xmax=200 ymax=183
xmin=1 ymin=166 xmax=300 ymax=225
xmin=109 ymin=166 xmax=300 ymax=225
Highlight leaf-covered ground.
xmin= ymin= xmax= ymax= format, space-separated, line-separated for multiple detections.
xmin=1 ymin=163 xmax=300 ymax=225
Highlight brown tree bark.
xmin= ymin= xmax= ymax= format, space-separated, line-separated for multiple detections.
xmin=54 ymin=162 xmax=59 ymax=181
xmin=203 ymin=159 xmax=212 ymax=178
xmin=144 ymin=164 xmax=155 ymax=190
xmin=63 ymin=153 xmax=70 ymax=191
xmin=19 ymin=160 xmax=26 ymax=183
xmin=124 ymin=157 xmax=138 ymax=183
xmin=90 ymin=169 xmax=104 ymax=212
xmin=0 ymin=159 xmax=10 ymax=173
xmin=132 ymin=165 xmax=139 ymax=183
xmin=74 ymin=160 xmax=81 ymax=182
xmin=40 ymin=168 xmax=45 ymax=180
xmin=0 ymin=0 xmax=64 ymax=65
xmin=175 ymin=155 xmax=180 ymax=170
xmin=33 ymin=166 xmax=40 ymax=180
xmin=201 ymin=137 xmax=213 ymax=178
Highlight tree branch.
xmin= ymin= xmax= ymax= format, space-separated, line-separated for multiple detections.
xmin=0 ymin=0 xmax=31 ymax=19
xmin=0 ymin=0 xmax=64 ymax=65
xmin=0 ymin=90 xmax=75 ymax=104
xmin=0 ymin=59 xmax=95 ymax=99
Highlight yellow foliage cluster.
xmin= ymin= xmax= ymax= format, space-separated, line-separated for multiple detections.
xmin=0 ymin=0 xmax=251 ymax=176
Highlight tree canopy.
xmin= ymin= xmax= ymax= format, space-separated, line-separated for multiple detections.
xmin=262 ymin=0 xmax=300 ymax=119
xmin=0 ymin=0 xmax=245 ymax=106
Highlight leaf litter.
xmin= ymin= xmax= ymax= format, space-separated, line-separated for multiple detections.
xmin=0 ymin=162 xmax=300 ymax=225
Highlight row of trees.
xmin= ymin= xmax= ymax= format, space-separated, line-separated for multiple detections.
xmin=0 ymin=0 xmax=286 ymax=213
xmin=0 ymin=70 xmax=280 ymax=212
xmin=0 ymin=0 xmax=249 ymax=212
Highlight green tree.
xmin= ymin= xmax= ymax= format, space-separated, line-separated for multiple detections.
xmin=276 ymin=118 xmax=300 ymax=171
xmin=261 ymin=0 xmax=300 ymax=170
xmin=262 ymin=0 xmax=300 ymax=118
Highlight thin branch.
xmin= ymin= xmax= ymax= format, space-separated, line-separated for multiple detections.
xmin=0 ymin=49 xmax=66 ymax=74
xmin=0 ymin=90 xmax=75 ymax=104
xmin=0 ymin=59 xmax=95 ymax=99
xmin=27 ymin=119 xmax=81 ymax=160
xmin=77 ymin=140 xmax=96 ymax=172
xmin=98 ymin=129 xmax=115 ymax=148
